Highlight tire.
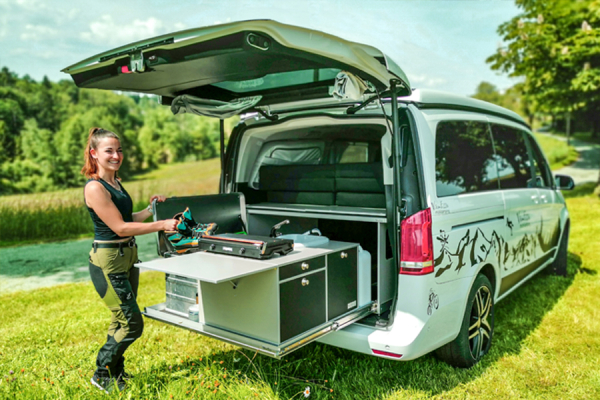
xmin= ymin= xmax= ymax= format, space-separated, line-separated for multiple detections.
xmin=548 ymin=222 xmax=569 ymax=277
xmin=435 ymin=274 xmax=494 ymax=368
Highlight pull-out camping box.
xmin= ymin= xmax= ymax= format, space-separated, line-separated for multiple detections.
xmin=139 ymin=192 xmax=377 ymax=357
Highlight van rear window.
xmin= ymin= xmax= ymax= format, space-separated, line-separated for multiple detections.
xmin=435 ymin=120 xmax=498 ymax=197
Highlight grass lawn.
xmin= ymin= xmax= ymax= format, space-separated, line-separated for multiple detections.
xmin=533 ymin=133 xmax=579 ymax=170
xmin=1 ymin=184 xmax=599 ymax=399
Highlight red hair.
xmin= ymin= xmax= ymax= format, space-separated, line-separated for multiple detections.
xmin=81 ymin=127 xmax=121 ymax=180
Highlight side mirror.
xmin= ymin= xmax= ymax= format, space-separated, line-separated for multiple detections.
xmin=554 ymin=174 xmax=575 ymax=190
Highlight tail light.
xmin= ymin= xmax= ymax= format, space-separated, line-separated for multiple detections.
xmin=399 ymin=208 xmax=434 ymax=275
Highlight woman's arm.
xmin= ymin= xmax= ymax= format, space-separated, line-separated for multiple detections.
xmin=132 ymin=194 xmax=167 ymax=223
xmin=85 ymin=182 xmax=177 ymax=236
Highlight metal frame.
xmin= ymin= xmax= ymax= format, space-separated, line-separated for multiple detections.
xmin=144 ymin=302 xmax=373 ymax=359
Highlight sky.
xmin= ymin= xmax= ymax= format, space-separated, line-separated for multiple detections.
xmin=0 ymin=0 xmax=523 ymax=96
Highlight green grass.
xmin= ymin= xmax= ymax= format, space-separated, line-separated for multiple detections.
xmin=544 ymin=130 xmax=600 ymax=145
xmin=1 ymin=186 xmax=599 ymax=399
xmin=0 ymin=158 xmax=220 ymax=246
xmin=534 ymin=133 xmax=579 ymax=170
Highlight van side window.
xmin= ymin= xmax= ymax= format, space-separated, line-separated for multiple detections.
xmin=339 ymin=142 xmax=369 ymax=163
xmin=329 ymin=141 xmax=381 ymax=164
xmin=490 ymin=124 xmax=533 ymax=189
xmin=435 ymin=120 xmax=498 ymax=197
xmin=526 ymin=137 xmax=553 ymax=188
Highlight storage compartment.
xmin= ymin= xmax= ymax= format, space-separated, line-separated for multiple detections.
xmin=245 ymin=206 xmax=394 ymax=314
xmin=138 ymin=189 xmax=388 ymax=357
xmin=137 ymin=237 xmax=369 ymax=355
xmin=165 ymin=275 xmax=197 ymax=316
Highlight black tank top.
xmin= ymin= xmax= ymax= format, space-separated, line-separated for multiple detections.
xmin=85 ymin=179 xmax=134 ymax=240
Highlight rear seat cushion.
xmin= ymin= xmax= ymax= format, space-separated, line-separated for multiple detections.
xmin=260 ymin=164 xmax=336 ymax=205
xmin=258 ymin=163 xmax=385 ymax=208
xmin=335 ymin=163 xmax=385 ymax=208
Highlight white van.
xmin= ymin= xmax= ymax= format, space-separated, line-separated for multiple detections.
xmin=63 ymin=20 xmax=574 ymax=367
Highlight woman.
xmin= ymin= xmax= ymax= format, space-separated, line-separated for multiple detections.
xmin=81 ymin=127 xmax=178 ymax=393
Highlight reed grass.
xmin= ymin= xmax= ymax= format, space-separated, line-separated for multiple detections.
xmin=0 ymin=159 xmax=220 ymax=246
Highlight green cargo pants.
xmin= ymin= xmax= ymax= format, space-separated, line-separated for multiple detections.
xmin=88 ymin=241 xmax=143 ymax=379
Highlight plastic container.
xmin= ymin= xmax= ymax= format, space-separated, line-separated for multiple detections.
xmin=357 ymin=246 xmax=372 ymax=307
xmin=188 ymin=305 xmax=199 ymax=322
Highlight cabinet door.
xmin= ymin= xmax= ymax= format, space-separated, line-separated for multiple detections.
xmin=280 ymin=270 xmax=326 ymax=342
xmin=327 ymin=247 xmax=358 ymax=320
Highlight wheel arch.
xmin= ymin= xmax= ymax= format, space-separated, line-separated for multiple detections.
xmin=477 ymin=263 xmax=497 ymax=298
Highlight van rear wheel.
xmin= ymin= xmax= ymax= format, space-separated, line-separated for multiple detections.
xmin=435 ymin=274 xmax=494 ymax=368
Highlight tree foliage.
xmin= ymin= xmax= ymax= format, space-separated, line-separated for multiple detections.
xmin=0 ymin=67 xmax=225 ymax=194
xmin=487 ymin=0 xmax=600 ymax=121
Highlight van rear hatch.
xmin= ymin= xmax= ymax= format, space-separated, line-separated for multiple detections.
xmin=62 ymin=20 xmax=410 ymax=108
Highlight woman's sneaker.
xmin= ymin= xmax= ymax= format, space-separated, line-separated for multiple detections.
xmin=91 ymin=374 xmax=126 ymax=393
xmin=118 ymin=371 xmax=133 ymax=381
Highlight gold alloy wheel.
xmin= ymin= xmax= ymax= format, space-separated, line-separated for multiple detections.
xmin=468 ymin=285 xmax=493 ymax=359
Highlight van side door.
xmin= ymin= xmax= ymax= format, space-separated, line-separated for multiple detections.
xmin=431 ymin=118 xmax=506 ymax=284
xmin=525 ymin=135 xmax=561 ymax=260
xmin=490 ymin=123 xmax=545 ymax=296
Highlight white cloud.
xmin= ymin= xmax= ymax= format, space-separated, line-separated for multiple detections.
xmin=409 ymin=74 xmax=447 ymax=88
xmin=80 ymin=15 xmax=174 ymax=47
xmin=20 ymin=24 xmax=58 ymax=41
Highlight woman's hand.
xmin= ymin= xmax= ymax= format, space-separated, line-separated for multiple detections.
xmin=150 ymin=194 xmax=167 ymax=203
xmin=162 ymin=219 xmax=179 ymax=232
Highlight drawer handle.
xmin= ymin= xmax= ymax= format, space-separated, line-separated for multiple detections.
xmin=302 ymin=278 xmax=310 ymax=286
xmin=301 ymin=262 xmax=310 ymax=270
xmin=341 ymin=252 xmax=348 ymax=259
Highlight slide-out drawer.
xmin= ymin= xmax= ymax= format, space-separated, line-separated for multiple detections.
xmin=279 ymin=256 xmax=325 ymax=281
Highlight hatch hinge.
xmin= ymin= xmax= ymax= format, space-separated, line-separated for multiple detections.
xmin=399 ymin=199 xmax=408 ymax=218
xmin=129 ymin=51 xmax=146 ymax=73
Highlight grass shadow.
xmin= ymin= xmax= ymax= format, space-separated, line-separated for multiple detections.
xmin=134 ymin=253 xmax=581 ymax=399
xmin=126 ymin=253 xmax=580 ymax=399
xmin=562 ymin=182 xmax=596 ymax=199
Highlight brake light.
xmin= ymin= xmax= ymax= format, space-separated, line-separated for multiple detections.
xmin=399 ymin=208 xmax=434 ymax=275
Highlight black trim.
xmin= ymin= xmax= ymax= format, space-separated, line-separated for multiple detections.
xmin=499 ymin=252 xmax=553 ymax=296
xmin=452 ymin=216 xmax=504 ymax=231
xmin=410 ymin=102 xmax=530 ymax=130
xmin=402 ymin=105 xmax=427 ymax=211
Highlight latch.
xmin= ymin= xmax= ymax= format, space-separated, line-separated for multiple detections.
xmin=399 ymin=199 xmax=408 ymax=218
xmin=129 ymin=51 xmax=145 ymax=73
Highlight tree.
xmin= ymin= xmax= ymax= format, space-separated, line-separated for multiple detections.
xmin=487 ymin=0 xmax=600 ymax=191
xmin=472 ymin=81 xmax=533 ymax=123
xmin=488 ymin=0 xmax=600 ymax=120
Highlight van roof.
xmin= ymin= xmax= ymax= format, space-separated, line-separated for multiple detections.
xmin=401 ymin=89 xmax=528 ymax=128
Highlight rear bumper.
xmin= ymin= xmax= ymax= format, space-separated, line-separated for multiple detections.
xmin=318 ymin=288 xmax=467 ymax=360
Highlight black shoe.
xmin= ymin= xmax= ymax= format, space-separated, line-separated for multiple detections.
xmin=91 ymin=374 xmax=126 ymax=394
xmin=118 ymin=371 xmax=133 ymax=381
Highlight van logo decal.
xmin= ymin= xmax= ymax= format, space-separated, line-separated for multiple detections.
xmin=517 ymin=211 xmax=531 ymax=227
xmin=432 ymin=201 xmax=450 ymax=215
xmin=434 ymin=217 xmax=560 ymax=279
